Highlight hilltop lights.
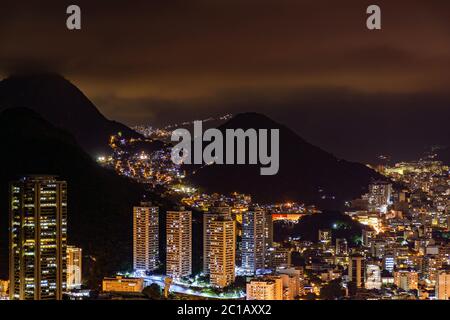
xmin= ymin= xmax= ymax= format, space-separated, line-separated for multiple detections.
xmin=171 ymin=121 xmax=280 ymax=176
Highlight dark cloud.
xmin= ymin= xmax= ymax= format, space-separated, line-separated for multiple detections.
xmin=1 ymin=0 xmax=449 ymax=161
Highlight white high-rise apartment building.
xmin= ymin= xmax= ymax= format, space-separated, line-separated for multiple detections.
xmin=242 ymin=208 xmax=266 ymax=274
xmin=204 ymin=212 xmax=236 ymax=288
xmin=133 ymin=202 xmax=159 ymax=272
xmin=166 ymin=209 xmax=192 ymax=278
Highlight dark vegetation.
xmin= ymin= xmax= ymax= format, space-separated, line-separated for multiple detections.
xmin=0 ymin=108 xmax=174 ymax=287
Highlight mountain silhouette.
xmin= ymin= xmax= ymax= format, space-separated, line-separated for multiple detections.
xmin=187 ymin=112 xmax=383 ymax=209
xmin=0 ymin=74 xmax=141 ymax=156
xmin=0 ymin=108 xmax=173 ymax=286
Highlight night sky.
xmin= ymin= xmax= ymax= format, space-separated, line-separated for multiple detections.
xmin=1 ymin=0 xmax=449 ymax=162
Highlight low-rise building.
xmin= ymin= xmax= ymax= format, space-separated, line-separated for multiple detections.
xmin=246 ymin=277 xmax=283 ymax=300
xmin=102 ymin=276 xmax=144 ymax=293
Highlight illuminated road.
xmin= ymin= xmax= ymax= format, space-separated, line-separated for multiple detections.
xmin=141 ymin=275 xmax=244 ymax=299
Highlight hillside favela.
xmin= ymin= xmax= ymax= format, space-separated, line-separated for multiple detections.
xmin=1 ymin=1 xmax=450 ymax=304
